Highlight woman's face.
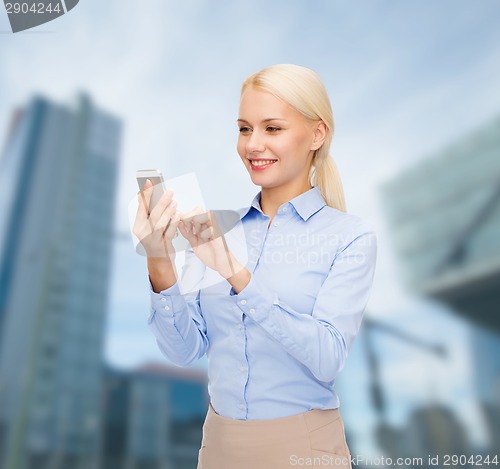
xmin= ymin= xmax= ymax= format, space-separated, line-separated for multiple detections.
xmin=237 ymin=86 xmax=324 ymax=192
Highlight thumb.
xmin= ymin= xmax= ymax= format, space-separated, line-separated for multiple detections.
xmin=178 ymin=219 xmax=197 ymax=246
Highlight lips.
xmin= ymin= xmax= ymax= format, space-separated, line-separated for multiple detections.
xmin=248 ymin=158 xmax=278 ymax=171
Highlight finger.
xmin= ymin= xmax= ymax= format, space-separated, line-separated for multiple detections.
xmin=150 ymin=190 xmax=174 ymax=226
xmin=164 ymin=211 xmax=181 ymax=240
xmin=155 ymin=200 xmax=177 ymax=232
xmin=179 ymin=212 xmax=194 ymax=233
xmin=180 ymin=206 xmax=205 ymax=224
xmin=191 ymin=211 xmax=210 ymax=225
xmin=135 ymin=194 xmax=147 ymax=229
xmin=136 ymin=184 xmax=152 ymax=226
xmin=178 ymin=219 xmax=198 ymax=247
xmin=199 ymin=225 xmax=214 ymax=241
xmin=142 ymin=178 xmax=153 ymax=190
xmin=210 ymin=211 xmax=230 ymax=255
xmin=193 ymin=218 xmax=205 ymax=238
xmin=196 ymin=220 xmax=211 ymax=241
xmin=140 ymin=179 xmax=154 ymax=215
xmin=178 ymin=219 xmax=188 ymax=237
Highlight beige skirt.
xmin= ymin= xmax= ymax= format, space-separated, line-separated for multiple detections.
xmin=197 ymin=403 xmax=352 ymax=469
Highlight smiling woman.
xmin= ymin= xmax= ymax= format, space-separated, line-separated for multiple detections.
xmin=141 ymin=64 xmax=378 ymax=469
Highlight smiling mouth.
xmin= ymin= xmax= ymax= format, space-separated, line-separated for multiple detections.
xmin=248 ymin=159 xmax=278 ymax=169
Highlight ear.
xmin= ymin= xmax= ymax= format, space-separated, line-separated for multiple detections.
xmin=311 ymin=121 xmax=327 ymax=151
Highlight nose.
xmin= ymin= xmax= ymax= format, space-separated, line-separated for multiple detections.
xmin=245 ymin=130 xmax=265 ymax=153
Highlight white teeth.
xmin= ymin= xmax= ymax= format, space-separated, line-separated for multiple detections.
xmin=251 ymin=159 xmax=277 ymax=166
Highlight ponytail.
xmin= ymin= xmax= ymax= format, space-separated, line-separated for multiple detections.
xmin=310 ymin=154 xmax=346 ymax=213
xmin=308 ymin=88 xmax=346 ymax=212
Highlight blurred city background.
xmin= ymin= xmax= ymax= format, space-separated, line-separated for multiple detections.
xmin=0 ymin=1 xmax=499 ymax=468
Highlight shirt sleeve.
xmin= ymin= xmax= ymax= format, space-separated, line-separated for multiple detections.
xmin=230 ymin=227 xmax=377 ymax=383
xmin=147 ymin=249 xmax=209 ymax=366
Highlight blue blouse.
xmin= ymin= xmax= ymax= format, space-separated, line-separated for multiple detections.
xmin=147 ymin=186 xmax=377 ymax=420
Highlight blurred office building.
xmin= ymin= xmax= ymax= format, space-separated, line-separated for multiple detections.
xmin=0 ymin=94 xmax=122 ymax=469
xmin=469 ymin=323 xmax=500 ymax=451
xmin=380 ymin=115 xmax=500 ymax=453
xmin=405 ymin=404 xmax=470 ymax=460
xmin=102 ymin=363 xmax=208 ymax=469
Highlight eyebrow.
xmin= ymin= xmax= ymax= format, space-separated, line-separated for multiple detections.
xmin=237 ymin=118 xmax=287 ymax=124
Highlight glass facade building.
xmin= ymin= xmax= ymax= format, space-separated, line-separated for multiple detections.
xmin=102 ymin=364 xmax=209 ymax=469
xmin=379 ymin=115 xmax=500 ymax=452
xmin=379 ymin=116 xmax=500 ymax=331
xmin=0 ymin=94 xmax=122 ymax=469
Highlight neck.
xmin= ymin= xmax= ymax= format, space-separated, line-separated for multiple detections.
xmin=260 ymin=180 xmax=313 ymax=219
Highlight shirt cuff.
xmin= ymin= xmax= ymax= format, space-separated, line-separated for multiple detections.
xmin=148 ymin=277 xmax=187 ymax=321
xmin=230 ymin=274 xmax=276 ymax=322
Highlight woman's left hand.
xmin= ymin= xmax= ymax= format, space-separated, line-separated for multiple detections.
xmin=178 ymin=207 xmax=240 ymax=279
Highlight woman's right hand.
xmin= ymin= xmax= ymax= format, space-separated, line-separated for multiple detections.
xmin=133 ymin=179 xmax=181 ymax=260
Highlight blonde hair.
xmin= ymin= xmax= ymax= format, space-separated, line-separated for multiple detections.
xmin=241 ymin=64 xmax=346 ymax=212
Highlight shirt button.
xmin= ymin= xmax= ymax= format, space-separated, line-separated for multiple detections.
xmin=283 ymin=207 xmax=288 ymax=212
xmin=240 ymin=300 xmax=247 ymax=305
xmin=238 ymin=324 xmax=243 ymax=330
xmin=239 ymin=403 xmax=244 ymax=409
xmin=164 ymin=305 xmax=170 ymax=311
xmin=273 ymin=222 xmax=279 ymax=226
xmin=249 ymin=308 xmax=255 ymax=315
xmin=239 ymin=366 xmax=245 ymax=372
xmin=160 ymin=298 xmax=167 ymax=302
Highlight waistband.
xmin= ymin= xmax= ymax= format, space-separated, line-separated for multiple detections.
xmin=207 ymin=402 xmax=341 ymax=433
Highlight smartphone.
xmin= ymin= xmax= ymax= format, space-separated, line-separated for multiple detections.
xmin=136 ymin=169 xmax=166 ymax=214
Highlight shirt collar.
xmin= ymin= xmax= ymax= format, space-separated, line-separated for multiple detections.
xmin=237 ymin=186 xmax=327 ymax=221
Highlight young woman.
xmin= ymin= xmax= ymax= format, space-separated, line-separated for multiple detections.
xmin=134 ymin=64 xmax=377 ymax=468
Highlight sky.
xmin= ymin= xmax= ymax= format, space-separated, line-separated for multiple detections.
xmin=1 ymin=0 xmax=499 ymax=455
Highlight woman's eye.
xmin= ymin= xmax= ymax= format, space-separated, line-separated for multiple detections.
xmin=239 ymin=127 xmax=251 ymax=133
xmin=266 ymin=126 xmax=280 ymax=133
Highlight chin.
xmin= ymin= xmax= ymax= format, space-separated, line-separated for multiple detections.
xmin=252 ymin=179 xmax=280 ymax=189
